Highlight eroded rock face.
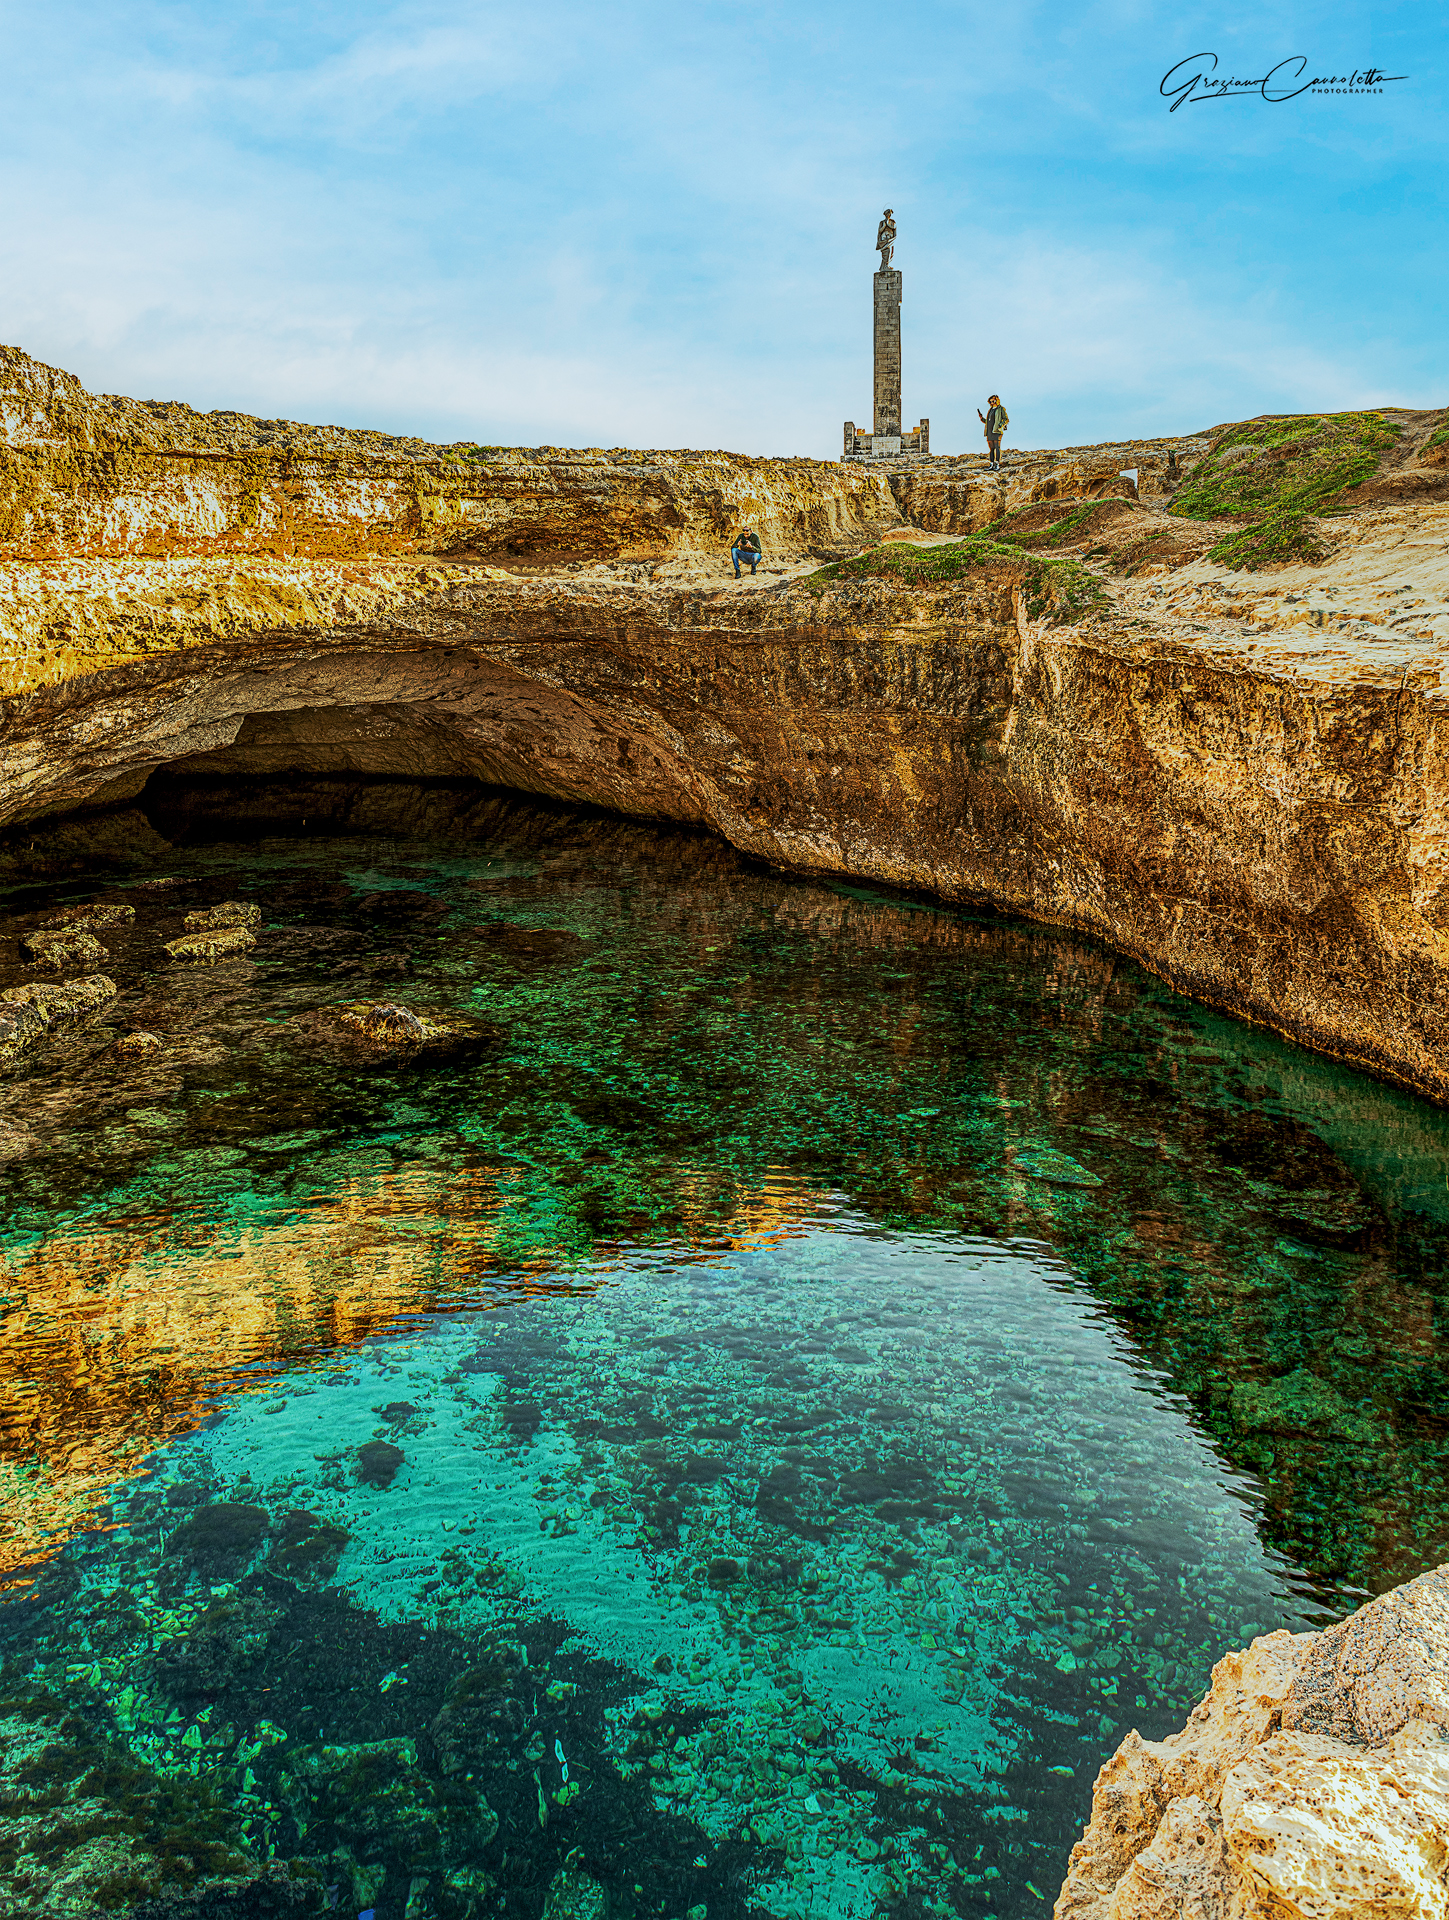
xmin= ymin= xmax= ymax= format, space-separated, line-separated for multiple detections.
xmin=1054 ymin=1563 xmax=1449 ymax=1919
xmin=3 ymin=348 xmax=1448 ymax=1101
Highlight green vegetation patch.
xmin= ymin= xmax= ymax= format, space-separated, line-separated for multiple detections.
xmin=1207 ymin=511 xmax=1329 ymax=572
xmin=1171 ymin=411 xmax=1398 ymax=571
xmin=804 ymin=534 xmax=1107 ymax=623
xmin=1427 ymin=424 xmax=1449 ymax=450
xmin=990 ymin=501 xmax=1101 ymax=549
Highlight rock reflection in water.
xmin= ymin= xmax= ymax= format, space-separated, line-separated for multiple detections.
xmin=0 ymin=779 xmax=1447 ymax=1919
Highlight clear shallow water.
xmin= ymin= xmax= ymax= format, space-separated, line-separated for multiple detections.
xmin=1 ymin=780 xmax=1447 ymax=1920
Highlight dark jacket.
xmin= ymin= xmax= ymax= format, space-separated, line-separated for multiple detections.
xmin=984 ymin=405 xmax=1007 ymax=438
xmin=733 ymin=532 xmax=762 ymax=553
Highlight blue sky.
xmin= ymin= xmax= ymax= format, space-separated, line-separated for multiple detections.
xmin=1 ymin=0 xmax=1442 ymax=455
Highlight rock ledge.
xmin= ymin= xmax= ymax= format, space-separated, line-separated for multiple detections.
xmin=1055 ymin=1563 xmax=1449 ymax=1917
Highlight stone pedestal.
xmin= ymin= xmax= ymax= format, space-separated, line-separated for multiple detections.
xmin=843 ymin=259 xmax=930 ymax=459
xmin=873 ymin=270 xmax=903 ymax=436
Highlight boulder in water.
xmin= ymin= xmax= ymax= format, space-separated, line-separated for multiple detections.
xmin=165 ymin=927 xmax=257 ymax=963
xmin=342 ymin=1002 xmax=425 ymax=1045
xmin=268 ymin=1510 xmax=350 ymax=1585
xmin=116 ymin=1030 xmax=162 ymax=1057
xmin=281 ymin=1736 xmax=497 ymax=1869
xmin=164 ymin=1501 xmax=270 ymax=1576
xmin=430 ymin=1645 xmax=530 ymax=1777
xmin=357 ymin=1440 xmax=405 ymax=1487
xmin=20 ymin=927 xmax=108 ymax=967
xmin=0 ymin=976 xmax=117 ymax=1070
xmin=293 ymin=1000 xmax=500 ymax=1062
xmin=185 ymin=900 xmax=261 ymax=932
xmin=38 ymin=902 xmax=135 ymax=933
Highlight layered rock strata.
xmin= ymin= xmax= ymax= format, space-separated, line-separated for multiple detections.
xmin=1055 ymin=1563 xmax=1449 ymax=1918
xmin=3 ymin=347 xmax=1449 ymax=1098
xmin=4 ymin=517 xmax=1449 ymax=1097
xmin=0 ymin=343 xmax=1197 ymax=568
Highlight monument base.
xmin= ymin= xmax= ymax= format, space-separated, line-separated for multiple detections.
xmin=843 ymin=419 xmax=928 ymax=458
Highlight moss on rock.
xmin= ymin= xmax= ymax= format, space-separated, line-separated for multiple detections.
xmin=1171 ymin=411 xmax=1400 ymax=571
xmin=804 ymin=535 xmax=1107 ymax=623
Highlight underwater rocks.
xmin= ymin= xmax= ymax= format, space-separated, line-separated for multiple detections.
xmin=19 ymin=901 xmax=135 ymax=966
xmin=357 ymin=1440 xmax=405 ymax=1487
xmin=429 ymin=1645 xmax=529 ymax=1778
xmin=156 ymin=1592 xmax=279 ymax=1697
xmin=542 ymin=1867 xmax=609 ymax=1920
xmin=1054 ymin=1561 xmax=1449 ymax=1919
xmin=116 ymin=1029 xmax=162 ymax=1056
xmin=164 ymin=926 xmax=257 ymax=964
xmin=0 ymin=1683 xmax=260 ymax=1917
xmin=0 ymin=973 xmax=116 ymax=1070
xmin=280 ymin=1736 xmax=498 ymax=1870
xmin=1228 ymin=1368 xmax=1377 ymax=1446
xmin=293 ymin=1000 xmax=500 ymax=1063
xmin=184 ymin=900 xmax=261 ymax=933
xmin=165 ymin=1501 xmax=270 ymax=1577
xmin=21 ymin=925 xmax=108 ymax=966
xmin=268 ymin=1510 xmax=350 ymax=1586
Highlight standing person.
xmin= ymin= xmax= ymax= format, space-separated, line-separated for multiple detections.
xmin=731 ymin=529 xmax=763 ymax=578
xmin=977 ymin=395 xmax=1009 ymax=471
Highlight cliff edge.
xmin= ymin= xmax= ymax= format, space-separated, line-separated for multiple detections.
xmin=3 ymin=347 xmax=1449 ymax=1102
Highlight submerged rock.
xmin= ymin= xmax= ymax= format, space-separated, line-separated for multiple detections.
xmin=185 ymin=899 xmax=262 ymax=932
xmin=20 ymin=925 xmax=108 ymax=967
xmin=1054 ymin=1562 xmax=1449 ymax=1918
xmin=165 ymin=1500 xmax=270 ymax=1576
xmin=430 ymin=1645 xmax=529 ymax=1777
xmin=0 ymin=974 xmax=117 ymax=1070
xmin=157 ymin=1591 xmax=279 ymax=1696
xmin=39 ymin=901 xmax=136 ymax=932
xmin=165 ymin=926 xmax=257 ymax=963
xmin=116 ymin=1029 xmax=163 ymax=1056
xmin=268 ymin=1509 xmax=350 ymax=1585
xmin=1229 ymin=1368 xmax=1377 ymax=1445
xmin=357 ymin=1440 xmax=405 ymax=1487
xmin=282 ymin=1736 xmax=497 ymax=1868
xmin=542 ymin=1867 xmax=608 ymax=1920
xmin=293 ymin=1000 xmax=500 ymax=1062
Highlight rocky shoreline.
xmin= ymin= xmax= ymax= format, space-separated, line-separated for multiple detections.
xmin=1057 ymin=1563 xmax=1449 ymax=1917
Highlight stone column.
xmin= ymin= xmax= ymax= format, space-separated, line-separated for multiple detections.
xmin=873 ymin=270 xmax=902 ymax=437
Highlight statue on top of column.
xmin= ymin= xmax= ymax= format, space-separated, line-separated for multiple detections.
xmin=876 ymin=209 xmax=896 ymax=271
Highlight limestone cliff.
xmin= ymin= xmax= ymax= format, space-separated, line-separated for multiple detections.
xmin=3 ymin=347 xmax=1449 ymax=1102
xmin=1054 ymin=1564 xmax=1449 ymax=1918
xmin=0 ymin=341 xmax=1195 ymax=566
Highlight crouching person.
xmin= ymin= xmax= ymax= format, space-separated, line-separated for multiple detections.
xmin=731 ymin=529 xmax=762 ymax=577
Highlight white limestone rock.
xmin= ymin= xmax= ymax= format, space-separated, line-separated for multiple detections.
xmin=1054 ymin=1564 xmax=1449 ymax=1920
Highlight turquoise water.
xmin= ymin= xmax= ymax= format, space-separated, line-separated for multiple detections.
xmin=2 ymin=781 xmax=1447 ymax=1919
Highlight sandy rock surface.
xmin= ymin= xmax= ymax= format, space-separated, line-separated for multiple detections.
xmin=1054 ymin=1563 xmax=1449 ymax=1918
